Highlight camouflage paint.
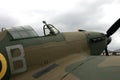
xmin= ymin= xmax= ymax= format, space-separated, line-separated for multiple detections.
xmin=0 ymin=30 xmax=107 ymax=80
xmin=66 ymin=56 xmax=120 ymax=80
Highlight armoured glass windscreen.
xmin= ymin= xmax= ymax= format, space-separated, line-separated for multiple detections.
xmin=7 ymin=26 xmax=39 ymax=39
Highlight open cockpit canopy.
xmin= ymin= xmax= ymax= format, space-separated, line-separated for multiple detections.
xmin=2 ymin=21 xmax=60 ymax=40
xmin=5 ymin=25 xmax=39 ymax=39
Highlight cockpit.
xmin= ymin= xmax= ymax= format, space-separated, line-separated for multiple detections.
xmin=2 ymin=21 xmax=60 ymax=40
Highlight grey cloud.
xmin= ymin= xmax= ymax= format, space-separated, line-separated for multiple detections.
xmin=0 ymin=16 xmax=18 ymax=27
xmin=51 ymin=0 xmax=114 ymax=32
xmin=0 ymin=10 xmax=19 ymax=28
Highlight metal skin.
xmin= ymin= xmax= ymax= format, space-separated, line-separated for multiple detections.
xmin=0 ymin=21 xmax=118 ymax=80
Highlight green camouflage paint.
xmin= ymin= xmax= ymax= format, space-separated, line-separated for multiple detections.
xmin=66 ymin=56 xmax=120 ymax=80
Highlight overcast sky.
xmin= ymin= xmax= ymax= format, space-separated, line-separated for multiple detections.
xmin=0 ymin=0 xmax=120 ymax=50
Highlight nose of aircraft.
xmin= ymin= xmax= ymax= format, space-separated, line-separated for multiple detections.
xmin=88 ymin=18 xmax=120 ymax=56
xmin=86 ymin=32 xmax=107 ymax=55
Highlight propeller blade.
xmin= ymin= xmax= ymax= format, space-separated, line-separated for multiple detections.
xmin=107 ymin=18 xmax=120 ymax=37
xmin=107 ymin=37 xmax=112 ymax=44
xmin=105 ymin=47 xmax=109 ymax=56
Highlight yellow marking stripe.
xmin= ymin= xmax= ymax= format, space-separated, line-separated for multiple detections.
xmin=0 ymin=53 xmax=7 ymax=80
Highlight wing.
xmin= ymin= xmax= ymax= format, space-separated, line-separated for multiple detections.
xmin=11 ymin=53 xmax=120 ymax=80
xmin=65 ymin=56 xmax=120 ymax=80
